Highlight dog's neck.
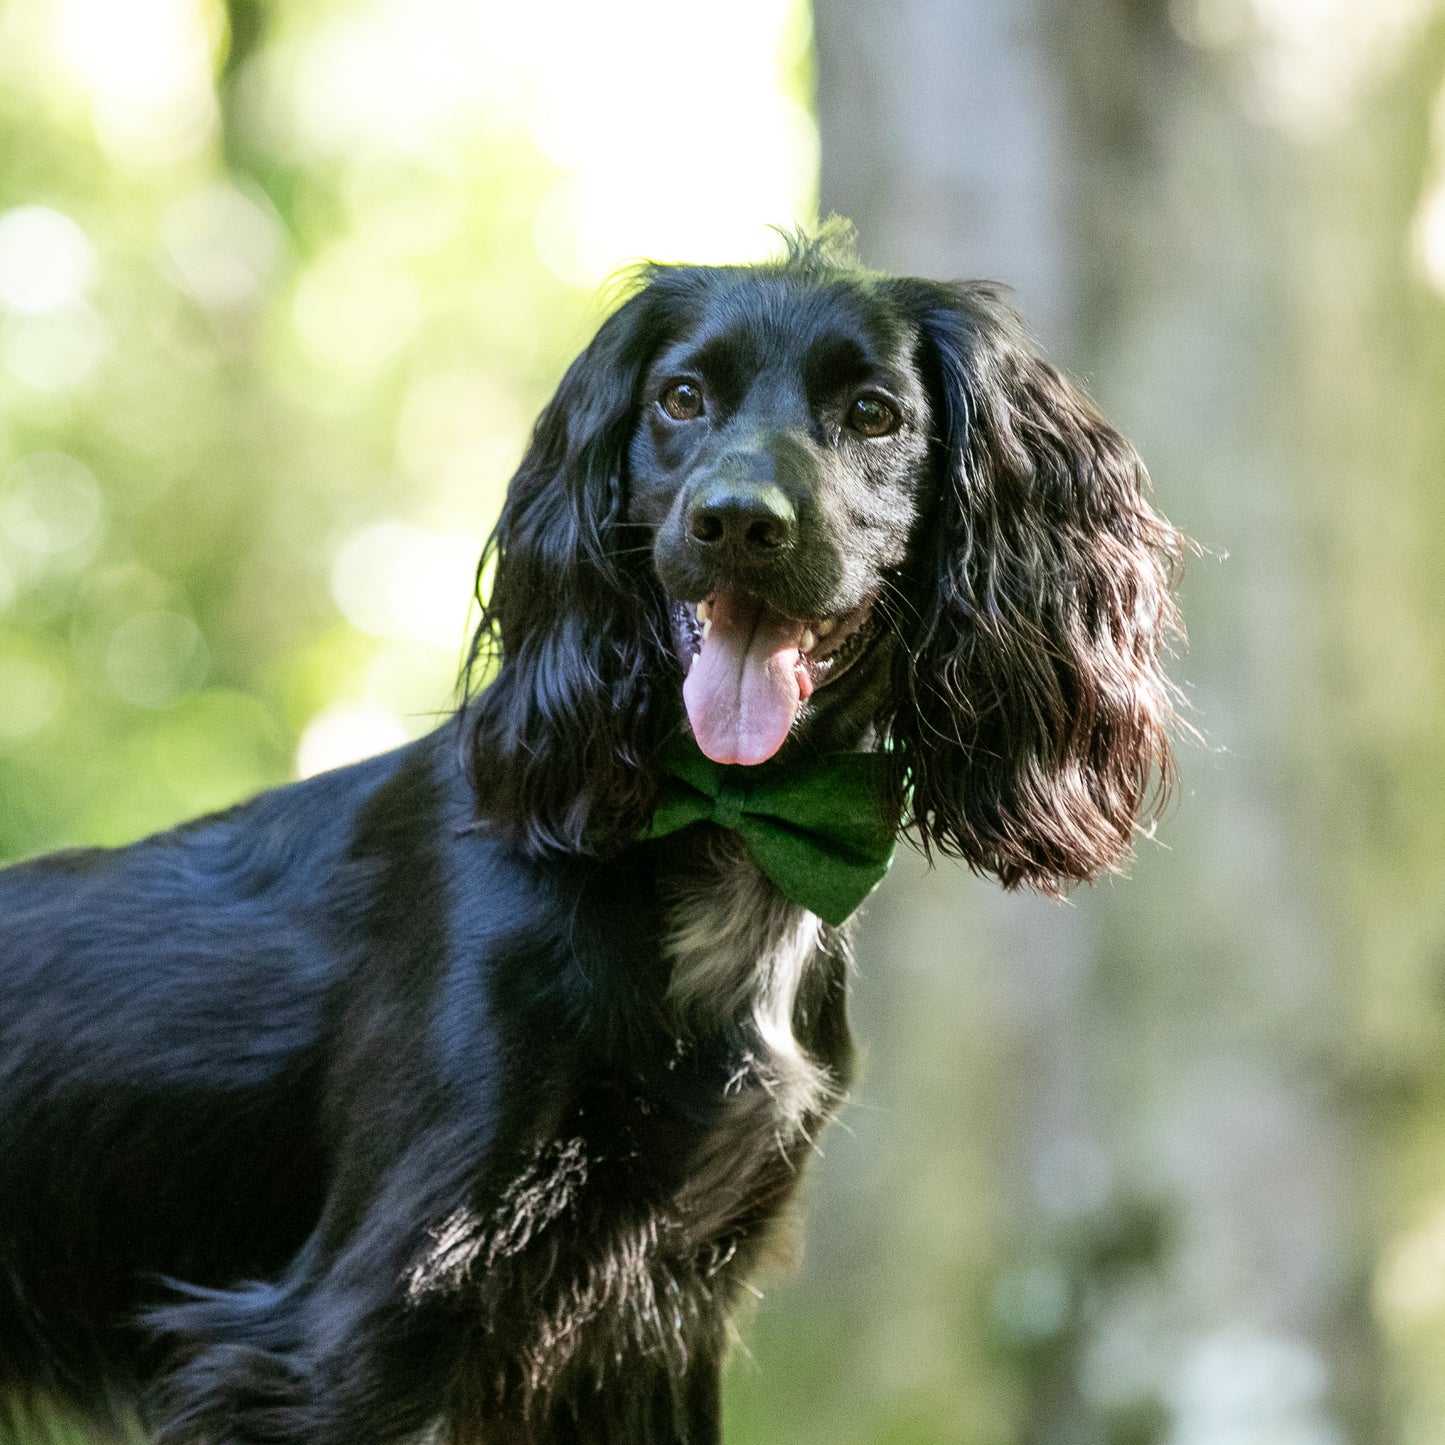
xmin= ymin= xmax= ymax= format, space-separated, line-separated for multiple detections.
xmin=654 ymin=642 xmax=895 ymax=1129
xmin=660 ymin=829 xmax=837 ymax=1129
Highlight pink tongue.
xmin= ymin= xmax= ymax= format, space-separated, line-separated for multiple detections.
xmin=684 ymin=592 xmax=809 ymax=765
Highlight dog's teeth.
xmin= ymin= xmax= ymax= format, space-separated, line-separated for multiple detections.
xmin=701 ymin=619 xmax=712 ymax=641
xmin=801 ymin=628 xmax=817 ymax=653
xmin=816 ymin=618 xmax=837 ymax=638
xmin=696 ymin=599 xmax=712 ymax=625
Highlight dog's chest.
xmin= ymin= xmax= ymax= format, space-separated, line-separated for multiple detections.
xmin=420 ymin=841 xmax=849 ymax=1410
xmin=535 ymin=837 xmax=842 ymax=1235
xmin=660 ymin=836 xmax=832 ymax=1123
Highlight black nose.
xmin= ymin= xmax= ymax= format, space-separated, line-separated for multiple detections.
xmin=686 ymin=482 xmax=797 ymax=555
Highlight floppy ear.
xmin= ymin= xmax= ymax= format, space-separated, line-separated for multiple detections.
xmin=462 ymin=285 xmax=676 ymax=857
xmin=885 ymin=281 xmax=1185 ymax=890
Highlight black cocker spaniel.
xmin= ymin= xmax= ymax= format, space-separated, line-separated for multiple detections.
xmin=0 ymin=227 xmax=1183 ymax=1444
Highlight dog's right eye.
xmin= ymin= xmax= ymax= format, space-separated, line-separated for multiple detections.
xmin=659 ymin=381 xmax=705 ymax=421
xmin=846 ymin=395 xmax=900 ymax=437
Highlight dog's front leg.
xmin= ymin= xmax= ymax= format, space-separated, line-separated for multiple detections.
xmin=150 ymin=1210 xmax=472 ymax=1445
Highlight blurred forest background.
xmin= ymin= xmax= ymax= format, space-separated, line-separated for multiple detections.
xmin=1 ymin=0 xmax=1443 ymax=1441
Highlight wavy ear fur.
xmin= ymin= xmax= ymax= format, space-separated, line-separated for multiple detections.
xmin=462 ymin=286 xmax=676 ymax=857
xmin=885 ymin=280 xmax=1185 ymax=890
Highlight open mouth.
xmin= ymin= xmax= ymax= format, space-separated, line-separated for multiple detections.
xmin=671 ymin=590 xmax=878 ymax=766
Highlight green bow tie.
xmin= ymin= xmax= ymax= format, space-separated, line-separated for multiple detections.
xmin=645 ymin=734 xmax=901 ymax=926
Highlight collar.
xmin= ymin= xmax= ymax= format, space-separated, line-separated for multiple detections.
xmin=644 ymin=732 xmax=901 ymax=927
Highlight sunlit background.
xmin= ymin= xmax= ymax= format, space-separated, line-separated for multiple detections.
xmin=0 ymin=0 xmax=813 ymax=849
xmin=3 ymin=0 xmax=1445 ymax=1441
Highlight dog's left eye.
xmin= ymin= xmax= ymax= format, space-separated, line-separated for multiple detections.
xmin=847 ymin=396 xmax=900 ymax=437
xmin=659 ymin=381 xmax=705 ymax=421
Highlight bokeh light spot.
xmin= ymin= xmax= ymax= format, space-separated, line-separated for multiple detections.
xmin=50 ymin=0 xmax=222 ymax=164
xmin=0 ymin=206 xmax=95 ymax=315
xmin=1 ymin=452 xmax=103 ymax=560
xmin=295 ymin=699 xmax=408 ymax=779
xmin=162 ymin=185 xmax=284 ymax=310
xmin=1376 ymin=1208 xmax=1445 ymax=1323
xmin=991 ymin=1262 xmax=1072 ymax=1345
xmin=0 ymin=304 xmax=108 ymax=390
xmin=106 ymin=610 xmax=209 ymax=709
xmin=330 ymin=521 xmax=481 ymax=648
xmin=0 ymin=653 xmax=63 ymax=739
xmin=1413 ymin=180 xmax=1445 ymax=296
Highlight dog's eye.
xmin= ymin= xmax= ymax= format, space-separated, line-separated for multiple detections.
xmin=847 ymin=396 xmax=899 ymax=437
xmin=659 ymin=381 xmax=705 ymax=421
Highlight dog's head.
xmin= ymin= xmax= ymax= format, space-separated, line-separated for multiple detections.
xmin=465 ymin=228 xmax=1184 ymax=892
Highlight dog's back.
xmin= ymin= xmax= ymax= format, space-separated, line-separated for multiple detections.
xmin=0 ymin=751 xmax=403 ymax=1421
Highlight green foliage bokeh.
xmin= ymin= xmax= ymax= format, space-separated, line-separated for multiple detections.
xmin=0 ymin=0 xmax=614 ymax=861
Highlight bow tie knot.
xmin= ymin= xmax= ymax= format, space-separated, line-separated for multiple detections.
xmin=711 ymin=784 xmax=746 ymax=833
xmin=644 ymin=734 xmax=901 ymax=926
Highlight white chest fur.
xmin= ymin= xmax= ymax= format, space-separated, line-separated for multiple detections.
xmin=661 ymin=837 xmax=836 ymax=1127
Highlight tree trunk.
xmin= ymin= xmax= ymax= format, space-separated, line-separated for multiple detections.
xmin=786 ymin=0 xmax=1393 ymax=1439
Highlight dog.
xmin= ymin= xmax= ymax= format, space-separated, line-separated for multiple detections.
xmin=0 ymin=227 xmax=1183 ymax=1444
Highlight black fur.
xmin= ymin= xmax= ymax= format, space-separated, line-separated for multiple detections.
xmin=0 ymin=228 xmax=1182 ymax=1444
